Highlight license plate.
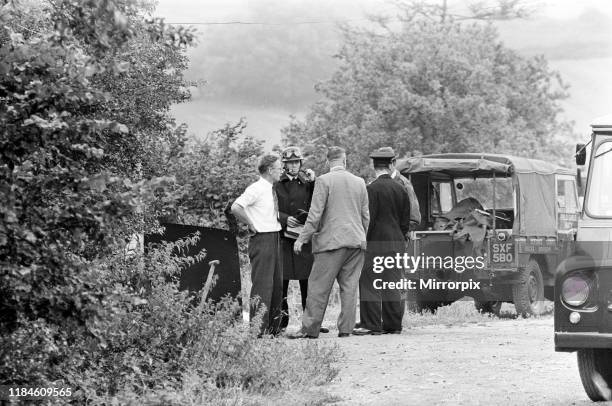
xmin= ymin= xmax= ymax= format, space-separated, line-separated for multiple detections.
xmin=491 ymin=241 xmax=515 ymax=264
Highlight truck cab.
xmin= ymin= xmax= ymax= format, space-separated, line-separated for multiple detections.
xmin=555 ymin=115 xmax=612 ymax=402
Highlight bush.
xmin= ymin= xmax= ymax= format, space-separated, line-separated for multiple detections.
xmin=2 ymin=233 xmax=340 ymax=404
xmin=1 ymin=2 xmax=341 ymax=403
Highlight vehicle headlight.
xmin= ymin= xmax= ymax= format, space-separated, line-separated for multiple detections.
xmin=561 ymin=275 xmax=590 ymax=307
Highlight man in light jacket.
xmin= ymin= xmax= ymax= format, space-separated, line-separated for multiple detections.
xmin=290 ymin=147 xmax=369 ymax=339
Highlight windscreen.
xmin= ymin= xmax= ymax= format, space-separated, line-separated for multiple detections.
xmin=454 ymin=177 xmax=513 ymax=210
xmin=586 ymin=141 xmax=612 ymax=217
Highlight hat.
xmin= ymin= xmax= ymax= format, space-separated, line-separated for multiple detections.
xmin=281 ymin=146 xmax=303 ymax=162
xmin=369 ymin=147 xmax=396 ymax=160
xmin=370 ymin=147 xmax=396 ymax=165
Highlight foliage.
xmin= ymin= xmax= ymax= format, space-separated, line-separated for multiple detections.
xmin=0 ymin=0 xmax=193 ymax=391
xmin=2 ymin=234 xmax=339 ymax=403
xmin=164 ymin=119 xmax=265 ymax=230
xmin=1 ymin=2 xmax=340 ymax=403
xmin=282 ymin=4 xmax=574 ymax=177
xmin=86 ymin=238 xmax=337 ymax=404
xmin=403 ymin=298 xmax=554 ymax=328
xmin=398 ymin=0 xmax=535 ymax=22
xmin=156 ymin=119 xmax=267 ymax=305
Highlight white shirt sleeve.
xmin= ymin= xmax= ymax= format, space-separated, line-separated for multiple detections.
xmin=235 ymin=183 xmax=258 ymax=208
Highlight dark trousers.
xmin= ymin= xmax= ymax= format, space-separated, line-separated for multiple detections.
xmin=280 ymin=279 xmax=308 ymax=329
xmin=248 ymin=232 xmax=283 ymax=335
xmin=359 ymin=252 xmax=405 ymax=332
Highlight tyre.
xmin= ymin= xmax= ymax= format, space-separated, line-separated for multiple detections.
xmin=421 ymin=301 xmax=443 ymax=313
xmin=474 ymin=300 xmax=502 ymax=316
xmin=577 ymin=348 xmax=612 ymax=401
xmin=406 ymin=289 xmax=426 ymax=313
xmin=406 ymin=299 xmax=425 ymax=313
xmin=512 ymin=258 xmax=545 ymax=317
xmin=406 ymin=290 xmax=444 ymax=313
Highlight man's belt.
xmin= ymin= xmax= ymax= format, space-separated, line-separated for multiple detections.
xmin=251 ymin=231 xmax=279 ymax=236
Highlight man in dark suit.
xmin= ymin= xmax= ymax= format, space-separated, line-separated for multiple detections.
xmin=354 ymin=148 xmax=411 ymax=335
xmin=275 ymin=146 xmax=327 ymax=333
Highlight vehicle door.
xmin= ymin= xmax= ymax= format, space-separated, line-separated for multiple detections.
xmin=556 ymin=174 xmax=580 ymax=260
xmin=413 ymin=177 xmax=455 ymax=269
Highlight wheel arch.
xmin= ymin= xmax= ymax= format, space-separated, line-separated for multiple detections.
xmin=532 ymin=254 xmax=553 ymax=283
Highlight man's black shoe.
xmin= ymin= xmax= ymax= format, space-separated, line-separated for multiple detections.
xmin=352 ymin=327 xmax=382 ymax=336
xmin=338 ymin=333 xmax=350 ymax=338
xmin=287 ymin=331 xmax=317 ymax=339
xmin=320 ymin=327 xmax=330 ymax=333
xmin=383 ymin=330 xmax=402 ymax=335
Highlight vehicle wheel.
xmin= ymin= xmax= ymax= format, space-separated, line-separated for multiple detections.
xmin=577 ymin=348 xmax=612 ymax=401
xmin=421 ymin=301 xmax=443 ymax=313
xmin=406 ymin=290 xmax=443 ymax=313
xmin=474 ymin=300 xmax=502 ymax=316
xmin=406 ymin=289 xmax=426 ymax=313
xmin=512 ymin=258 xmax=545 ymax=317
xmin=406 ymin=299 xmax=424 ymax=313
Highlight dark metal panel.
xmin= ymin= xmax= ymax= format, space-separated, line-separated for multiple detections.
xmin=145 ymin=223 xmax=241 ymax=303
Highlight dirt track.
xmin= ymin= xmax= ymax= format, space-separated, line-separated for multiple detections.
xmin=314 ymin=316 xmax=607 ymax=406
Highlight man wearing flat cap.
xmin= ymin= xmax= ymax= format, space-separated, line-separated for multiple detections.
xmin=354 ymin=148 xmax=411 ymax=335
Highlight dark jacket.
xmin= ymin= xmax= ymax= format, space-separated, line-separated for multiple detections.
xmin=393 ymin=170 xmax=421 ymax=226
xmin=276 ymin=171 xmax=314 ymax=230
xmin=275 ymin=171 xmax=315 ymax=280
xmin=366 ymin=174 xmax=411 ymax=252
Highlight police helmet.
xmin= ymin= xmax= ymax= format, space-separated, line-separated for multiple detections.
xmin=281 ymin=146 xmax=304 ymax=162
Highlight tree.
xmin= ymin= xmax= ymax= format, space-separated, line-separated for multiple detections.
xmin=1 ymin=2 xmax=341 ymax=401
xmin=0 ymin=0 xmax=194 ymax=388
xmin=168 ymin=119 xmax=266 ymax=229
xmin=282 ymin=1 xmax=573 ymax=178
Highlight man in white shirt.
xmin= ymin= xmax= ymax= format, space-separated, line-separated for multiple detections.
xmin=232 ymin=155 xmax=283 ymax=336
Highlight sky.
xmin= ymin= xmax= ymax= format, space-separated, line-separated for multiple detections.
xmin=154 ymin=0 xmax=612 ymax=146
xmin=155 ymin=0 xmax=397 ymax=23
xmin=155 ymin=0 xmax=612 ymax=22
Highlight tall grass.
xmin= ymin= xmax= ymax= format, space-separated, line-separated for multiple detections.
xmin=1 ymin=234 xmax=342 ymax=405
xmin=402 ymin=299 xmax=554 ymax=329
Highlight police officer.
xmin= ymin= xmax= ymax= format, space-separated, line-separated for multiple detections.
xmin=275 ymin=147 xmax=328 ymax=332
xmin=354 ymin=148 xmax=411 ymax=335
